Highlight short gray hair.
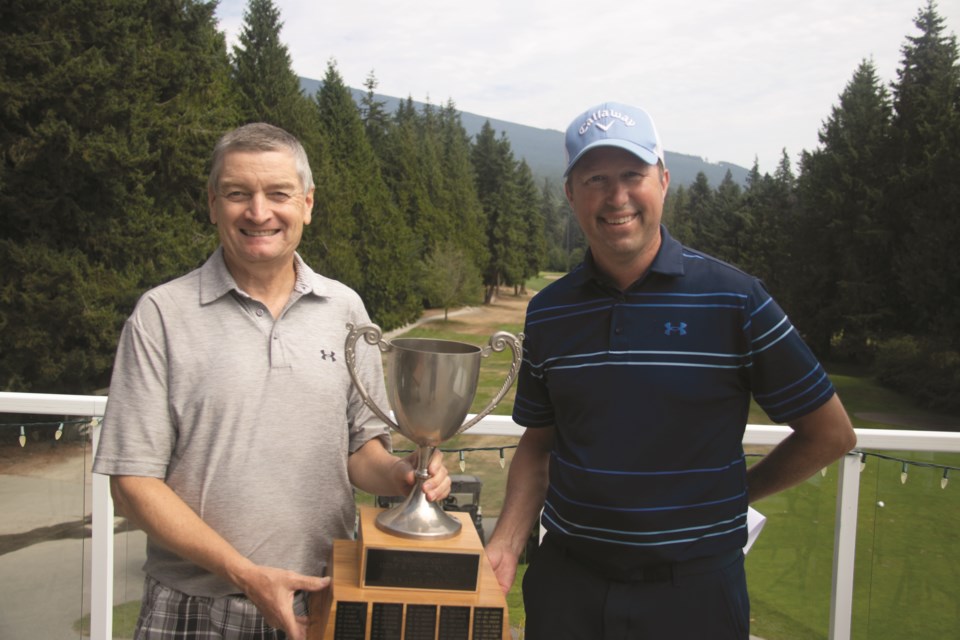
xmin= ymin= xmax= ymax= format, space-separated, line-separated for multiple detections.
xmin=207 ymin=123 xmax=314 ymax=193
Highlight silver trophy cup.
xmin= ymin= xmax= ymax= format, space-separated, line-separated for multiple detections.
xmin=345 ymin=323 xmax=523 ymax=539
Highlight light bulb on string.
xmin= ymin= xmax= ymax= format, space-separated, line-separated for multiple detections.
xmin=859 ymin=453 xmax=867 ymax=472
xmin=942 ymin=469 xmax=949 ymax=490
xmin=499 ymin=448 xmax=506 ymax=469
xmin=55 ymin=422 xmax=64 ymax=441
xmin=19 ymin=426 xmax=26 ymax=447
xmin=459 ymin=450 xmax=465 ymax=472
xmin=900 ymin=462 xmax=908 ymax=485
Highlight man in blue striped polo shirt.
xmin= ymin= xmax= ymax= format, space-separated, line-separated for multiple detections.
xmin=485 ymin=102 xmax=857 ymax=639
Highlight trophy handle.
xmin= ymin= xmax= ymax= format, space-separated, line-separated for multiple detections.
xmin=456 ymin=331 xmax=524 ymax=435
xmin=344 ymin=323 xmax=398 ymax=431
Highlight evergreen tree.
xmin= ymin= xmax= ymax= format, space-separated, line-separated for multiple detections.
xmin=435 ymin=101 xmax=488 ymax=269
xmin=230 ymin=0 xmax=317 ymax=142
xmin=471 ymin=122 xmax=526 ymax=302
xmin=683 ymin=172 xmax=716 ymax=253
xmin=663 ymin=184 xmax=692 ymax=246
xmin=360 ymin=71 xmax=391 ymax=154
xmin=890 ymin=0 xmax=960 ymax=340
xmin=797 ymin=59 xmax=894 ymax=357
xmin=312 ymin=61 xmax=419 ymax=329
xmin=540 ymin=179 xmax=576 ymax=272
xmin=400 ymin=99 xmax=451 ymax=260
xmin=512 ymin=160 xmax=547 ymax=290
xmin=373 ymin=96 xmax=436 ymax=259
xmin=711 ymin=170 xmax=746 ymax=265
xmin=0 ymin=0 xmax=235 ymax=392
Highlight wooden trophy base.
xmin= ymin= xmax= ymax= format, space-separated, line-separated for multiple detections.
xmin=308 ymin=506 xmax=509 ymax=640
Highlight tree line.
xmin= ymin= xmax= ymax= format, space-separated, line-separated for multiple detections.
xmin=0 ymin=0 xmax=555 ymax=394
xmin=664 ymin=1 xmax=960 ymax=412
xmin=1 ymin=0 xmax=957 ymax=414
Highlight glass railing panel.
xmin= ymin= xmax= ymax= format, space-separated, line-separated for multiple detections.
xmin=110 ymin=518 xmax=147 ymax=638
xmin=746 ymin=452 xmax=843 ymax=640
xmin=0 ymin=417 xmax=93 ymax=639
xmin=852 ymin=450 xmax=960 ymax=640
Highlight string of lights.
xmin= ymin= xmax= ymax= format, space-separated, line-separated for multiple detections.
xmin=854 ymin=449 xmax=958 ymax=489
xmin=2 ymin=420 xmax=958 ymax=489
xmin=1 ymin=418 xmax=97 ymax=447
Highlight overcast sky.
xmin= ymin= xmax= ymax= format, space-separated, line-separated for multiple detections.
xmin=214 ymin=0 xmax=959 ymax=174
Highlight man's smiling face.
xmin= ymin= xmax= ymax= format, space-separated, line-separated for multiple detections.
xmin=565 ymin=146 xmax=669 ymax=282
xmin=208 ymin=149 xmax=314 ymax=275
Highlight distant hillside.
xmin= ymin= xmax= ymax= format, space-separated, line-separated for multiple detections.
xmin=300 ymin=77 xmax=749 ymax=188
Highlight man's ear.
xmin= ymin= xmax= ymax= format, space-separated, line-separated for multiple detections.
xmin=303 ymin=188 xmax=315 ymax=225
xmin=207 ymin=186 xmax=218 ymax=224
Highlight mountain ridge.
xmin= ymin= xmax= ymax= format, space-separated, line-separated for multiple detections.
xmin=300 ymin=77 xmax=749 ymax=188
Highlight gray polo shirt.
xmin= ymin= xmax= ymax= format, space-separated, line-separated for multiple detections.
xmin=93 ymin=247 xmax=390 ymax=597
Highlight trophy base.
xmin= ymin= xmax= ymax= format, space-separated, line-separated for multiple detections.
xmin=376 ymin=488 xmax=462 ymax=540
xmin=308 ymin=507 xmax=509 ymax=640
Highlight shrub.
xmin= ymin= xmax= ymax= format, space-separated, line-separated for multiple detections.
xmin=874 ymin=335 xmax=960 ymax=414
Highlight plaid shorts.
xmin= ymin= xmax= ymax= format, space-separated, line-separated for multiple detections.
xmin=134 ymin=576 xmax=309 ymax=640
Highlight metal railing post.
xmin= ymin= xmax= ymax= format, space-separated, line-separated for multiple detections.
xmin=90 ymin=420 xmax=114 ymax=640
xmin=829 ymin=451 xmax=862 ymax=640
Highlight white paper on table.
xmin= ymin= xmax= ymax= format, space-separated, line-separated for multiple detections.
xmin=743 ymin=506 xmax=766 ymax=554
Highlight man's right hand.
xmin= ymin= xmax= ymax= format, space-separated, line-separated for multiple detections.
xmin=110 ymin=477 xmax=330 ymax=640
xmin=236 ymin=564 xmax=330 ymax=640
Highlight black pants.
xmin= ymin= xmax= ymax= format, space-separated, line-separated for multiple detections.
xmin=522 ymin=535 xmax=750 ymax=640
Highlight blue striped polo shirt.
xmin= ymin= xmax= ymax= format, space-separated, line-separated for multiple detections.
xmin=512 ymin=225 xmax=835 ymax=572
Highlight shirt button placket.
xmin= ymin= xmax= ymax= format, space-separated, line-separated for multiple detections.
xmin=611 ymin=298 xmax=627 ymax=348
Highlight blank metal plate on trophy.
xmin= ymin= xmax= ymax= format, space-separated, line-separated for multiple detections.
xmin=308 ymin=507 xmax=509 ymax=640
xmin=358 ymin=506 xmax=481 ymax=592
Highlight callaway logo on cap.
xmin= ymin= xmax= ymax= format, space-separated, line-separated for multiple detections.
xmin=563 ymin=102 xmax=665 ymax=177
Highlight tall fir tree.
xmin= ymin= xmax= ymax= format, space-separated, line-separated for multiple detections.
xmin=382 ymin=98 xmax=448 ymax=260
xmin=683 ymin=172 xmax=716 ymax=253
xmin=230 ymin=0 xmax=318 ymax=143
xmin=711 ymin=170 xmax=747 ymax=266
xmin=889 ymin=0 xmax=960 ymax=340
xmin=540 ymin=179 xmax=578 ymax=272
xmin=312 ymin=61 xmax=419 ymax=329
xmin=471 ymin=122 xmax=526 ymax=301
xmin=512 ymin=160 xmax=546 ymax=290
xmin=435 ymin=102 xmax=488 ymax=270
xmin=663 ymin=184 xmax=692 ymax=246
xmin=360 ymin=71 xmax=391 ymax=155
xmin=797 ymin=59 xmax=894 ymax=357
xmin=0 ymin=0 xmax=235 ymax=392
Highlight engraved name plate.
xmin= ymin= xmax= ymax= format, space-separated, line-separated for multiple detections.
xmin=404 ymin=604 xmax=438 ymax=640
xmin=333 ymin=601 xmax=367 ymax=640
xmin=370 ymin=602 xmax=402 ymax=640
xmin=472 ymin=607 xmax=504 ymax=640
xmin=364 ymin=548 xmax=479 ymax=591
xmin=438 ymin=606 xmax=470 ymax=640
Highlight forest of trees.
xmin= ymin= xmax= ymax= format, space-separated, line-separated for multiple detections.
xmin=664 ymin=1 xmax=960 ymax=411
xmin=1 ymin=0 xmax=957 ymax=412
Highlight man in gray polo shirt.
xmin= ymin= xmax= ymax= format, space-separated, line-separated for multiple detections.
xmin=93 ymin=123 xmax=450 ymax=640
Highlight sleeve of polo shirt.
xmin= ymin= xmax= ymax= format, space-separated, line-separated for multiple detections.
xmin=746 ymin=279 xmax=836 ymax=424
xmin=92 ymin=295 xmax=176 ymax=479
xmin=511 ymin=322 xmax=554 ymax=428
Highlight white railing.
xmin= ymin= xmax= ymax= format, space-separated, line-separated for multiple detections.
xmin=2 ymin=391 xmax=959 ymax=640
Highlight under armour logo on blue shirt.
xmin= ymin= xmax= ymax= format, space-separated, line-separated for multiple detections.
xmin=664 ymin=322 xmax=687 ymax=336
xmin=321 ymin=350 xmax=337 ymax=362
